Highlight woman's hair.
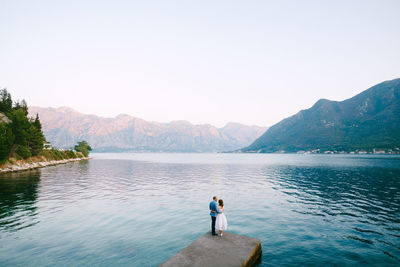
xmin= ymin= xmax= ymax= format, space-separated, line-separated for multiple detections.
xmin=218 ymin=199 xmax=224 ymax=207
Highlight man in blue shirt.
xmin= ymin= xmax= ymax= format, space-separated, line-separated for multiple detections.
xmin=209 ymin=196 xmax=220 ymax=236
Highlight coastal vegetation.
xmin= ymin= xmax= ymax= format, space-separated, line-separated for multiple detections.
xmin=74 ymin=141 xmax=92 ymax=157
xmin=0 ymin=88 xmax=91 ymax=167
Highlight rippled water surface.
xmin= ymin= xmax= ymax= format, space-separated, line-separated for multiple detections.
xmin=1 ymin=153 xmax=399 ymax=266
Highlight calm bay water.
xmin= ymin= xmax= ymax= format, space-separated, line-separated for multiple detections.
xmin=0 ymin=153 xmax=399 ymax=266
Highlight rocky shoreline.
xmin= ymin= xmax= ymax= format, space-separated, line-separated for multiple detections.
xmin=0 ymin=157 xmax=90 ymax=173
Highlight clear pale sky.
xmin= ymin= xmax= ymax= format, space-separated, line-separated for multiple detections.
xmin=1 ymin=1 xmax=399 ymax=127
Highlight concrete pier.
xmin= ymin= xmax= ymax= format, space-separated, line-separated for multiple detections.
xmin=160 ymin=232 xmax=262 ymax=267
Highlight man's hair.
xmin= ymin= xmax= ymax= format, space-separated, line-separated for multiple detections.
xmin=213 ymin=196 xmax=217 ymax=200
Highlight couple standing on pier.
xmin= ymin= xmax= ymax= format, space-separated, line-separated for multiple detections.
xmin=209 ymin=196 xmax=228 ymax=236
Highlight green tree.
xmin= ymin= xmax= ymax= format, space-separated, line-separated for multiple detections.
xmin=26 ymin=114 xmax=45 ymax=156
xmin=15 ymin=145 xmax=31 ymax=159
xmin=27 ymin=124 xmax=44 ymax=156
xmin=13 ymin=99 xmax=28 ymax=115
xmin=33 ymin=114 xmax=42 ymax=131
xmin=0 ymin=88 xmax=13 ymax=114
xmin=9 ymin=109 xmax=30 ymax=146
xmin=0 ymin=123 xmax=14 ymax=161
xmin=74 ymin=141 xmax=92 ymax=157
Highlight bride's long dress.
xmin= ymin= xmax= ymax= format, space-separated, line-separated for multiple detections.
xmin=215 ymin=208 xmax=228 ymax=230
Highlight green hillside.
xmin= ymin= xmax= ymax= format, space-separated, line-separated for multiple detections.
xmin=241 ymin=78 xmax=400 ymax=153
xmin=0 ymin=88 xmax=91 ymax=162
xmin=0 ymin=89 xmax=44 ymax=161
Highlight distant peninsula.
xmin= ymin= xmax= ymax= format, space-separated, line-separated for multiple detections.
xmin=0 ymin=89 xmax=91 ymax=173
xmin=239 ymin=78 xmax=400 ymax=154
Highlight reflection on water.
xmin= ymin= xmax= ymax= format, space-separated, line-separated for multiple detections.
xmin=0 ymin=170 xmax=40 ymax=232
xmin=266 ymin=166 xmax=400 ymax=263
xmin=0 ymin=154 xmax=399 ymax=266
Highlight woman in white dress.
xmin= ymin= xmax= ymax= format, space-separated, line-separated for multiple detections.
xmin=215 ymin=199 xmax=228 ymax=237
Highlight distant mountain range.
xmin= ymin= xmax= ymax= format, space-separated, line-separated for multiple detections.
xmin=240 ymin=78 xmax=400 ymax=153
xmin=28 ymin=107 xmax=267 ymax=152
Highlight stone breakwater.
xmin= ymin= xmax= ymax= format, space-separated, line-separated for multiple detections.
xmin=0 ymin=157 xmax=90 ymax=173
xmin=160 ymin=232 xmax=262 ymax=267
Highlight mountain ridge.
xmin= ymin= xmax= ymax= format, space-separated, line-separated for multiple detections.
xmin=28 ymin=106 xmax=267 ymax=152
xmin=240 ymin=78 xmax=400 ymax=153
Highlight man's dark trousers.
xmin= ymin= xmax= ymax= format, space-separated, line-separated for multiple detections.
xmin=211 ymin=216 xmax=216 ymax=235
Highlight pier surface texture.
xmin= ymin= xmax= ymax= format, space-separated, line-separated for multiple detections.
xmin=160 ymin=231 xmax=262 ymax=267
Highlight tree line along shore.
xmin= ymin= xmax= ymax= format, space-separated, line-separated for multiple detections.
xmin=0 ymin=88 xmax=92 ymax=172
